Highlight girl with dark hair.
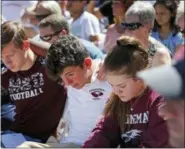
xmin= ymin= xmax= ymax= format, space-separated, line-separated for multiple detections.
xmin=83 ymin=36 xmax=169 ymax=148
xmin=152 ymin=0 xmax=184 ymax=55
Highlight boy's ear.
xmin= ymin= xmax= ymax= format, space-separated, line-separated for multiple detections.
xmin=23 ymin=40 xmax=30 ymax=50
xmin=59 ymin=29 xmax=67 ymax=36
xmin=84 ymin=57 xmax=92 ymax=69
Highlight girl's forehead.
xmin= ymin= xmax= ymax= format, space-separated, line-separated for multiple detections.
xmin=106 ymin=74 xmax=131 ymax=84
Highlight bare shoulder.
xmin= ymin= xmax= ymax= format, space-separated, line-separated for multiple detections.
xmin=150 ymin=36 xmax=170 ymax=56
xmin=155 ymin=47 xmax=170 ymax=57
xmin=149 ymin=36 xmax=172 ymax=65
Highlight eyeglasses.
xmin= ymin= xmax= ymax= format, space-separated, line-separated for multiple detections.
xmin=40 ymin=30 xmax=62 ymax=42
xmin=35 ymin=14 xmax=50 ymax=21
xmin=121 ymin=22 xmax=143 ymax=31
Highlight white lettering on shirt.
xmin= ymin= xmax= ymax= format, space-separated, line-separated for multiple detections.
xmin=126 ymin=111 xmax=149 ymax=124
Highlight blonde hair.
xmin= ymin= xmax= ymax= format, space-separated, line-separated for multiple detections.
xmin=114 ymin=16 xmax=120 ymax=25
xmin=38 ymin=1 xmax=62 ymax=16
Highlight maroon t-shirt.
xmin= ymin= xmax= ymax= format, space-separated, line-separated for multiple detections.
xmin=2 ymin=57 xmax=67 ymax=141
xmin=83 ymin=87 xmax=169 ymax=148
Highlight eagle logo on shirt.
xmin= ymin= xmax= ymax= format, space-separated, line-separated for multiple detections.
xmin=89 ymin=88 xmax=105 ymax=100
xmin=121 ymin=129 xmax=142 ymax=147
xmin=91 ymin=91 xmax=103 ymax=97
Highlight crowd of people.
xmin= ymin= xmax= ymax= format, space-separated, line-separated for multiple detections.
xmin=1 ymin=0 xmax=184 ymax=148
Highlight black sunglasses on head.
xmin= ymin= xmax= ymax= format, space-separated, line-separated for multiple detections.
xmin=121 ymin=22 xmax=143 ymax=31
xmin=40 ymin=30 xmax=62 ymax=42
xmin=36 ymin=14 xmax=50 ymax=21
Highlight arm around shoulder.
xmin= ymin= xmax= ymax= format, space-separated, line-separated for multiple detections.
xmin=153 ymin=48 xmax=172 ymax=67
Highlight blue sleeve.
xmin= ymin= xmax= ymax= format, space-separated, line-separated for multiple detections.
xmin=174 ymin=33 xmax=184 ymax=46
xmin=81 ymin=39 xmax=105 ymax=59
xmin=151 ymin=32 xmax=159 ymax=41
xmin=1 ymin=104 xmax=15 ymax=131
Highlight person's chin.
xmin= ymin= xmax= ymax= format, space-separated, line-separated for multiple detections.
xmin=157 ymin=22 xmax=163 ymax=26
xmin=9 ymin=67 xmax=18 ymax=72
xmin=119 ymin=96 xmax=130 ymax=102
xmin=72 ymin=84 xmax=83 ymax=89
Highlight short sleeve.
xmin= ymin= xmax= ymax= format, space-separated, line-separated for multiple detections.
xmin=83 ymin=16 xmax=100 ymax=39
xmin=174 ymin=32 xmax=184 ymax=47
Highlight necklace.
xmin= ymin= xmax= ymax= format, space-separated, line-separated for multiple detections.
xmin=130 ymin=87 xmax=147 ymax=111
xmin=130 ymin=96 xmax=141 ymax=111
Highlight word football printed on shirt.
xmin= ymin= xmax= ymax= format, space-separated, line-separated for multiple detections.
xmin=8 ymin=72 xmax=44 ymax=100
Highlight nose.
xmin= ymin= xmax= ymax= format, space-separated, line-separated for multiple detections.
xmin=113 ymin=87 xmax=123 ymax=97
xmin=156 ymin=14 xmax=162 ymax=20
xmin=67 ymin=1 xmax=72 ymax=7
xmin=4 ymin=57 xmax=12 ymax=66
xmin=112 ymin=2 xmax=118 ymax=13
xmin=62 ymin=77 xmax=74 ymax=86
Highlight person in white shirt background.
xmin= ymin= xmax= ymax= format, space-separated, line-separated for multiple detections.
xmin=17 ymin=34 xmax=112 ymax=148
xmin=66 ymin=0 xmax=101 ymax=46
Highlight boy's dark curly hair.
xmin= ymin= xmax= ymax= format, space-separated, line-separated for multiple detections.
xmin=46 ymin=35 xmax=89 ymax=81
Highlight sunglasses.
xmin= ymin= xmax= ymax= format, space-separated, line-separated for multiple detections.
xmin=121 ymin=22 xmax=143 ymax=31
xmin=36 ymin=14 xmax=50 ymax=21
xmin=40 ymin=30 xmax=62 ymax=42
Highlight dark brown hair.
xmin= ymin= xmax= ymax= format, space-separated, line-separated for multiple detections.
xmin=103 ymin=36 xmax=148 ymax=132
xmin=152 ymin=0 xmax=180 ymax=36
xmin=1 ymin=21 xmax=28 ymax=49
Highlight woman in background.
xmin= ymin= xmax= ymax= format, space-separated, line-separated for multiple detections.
xmin=151 ymin=0 xmax=184 ymax=55
xmin=173 ymin=1 xmax=184 ymax=60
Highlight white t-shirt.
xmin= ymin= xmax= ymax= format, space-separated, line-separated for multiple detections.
xmin=59 ymin=60 xmax=112 ymax=145
xmin=70 ymin=11 xmax=100 ymax=41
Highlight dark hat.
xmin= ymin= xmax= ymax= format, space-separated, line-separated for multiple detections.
xmin=137 ymin=59 xmax=185 ymax=99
